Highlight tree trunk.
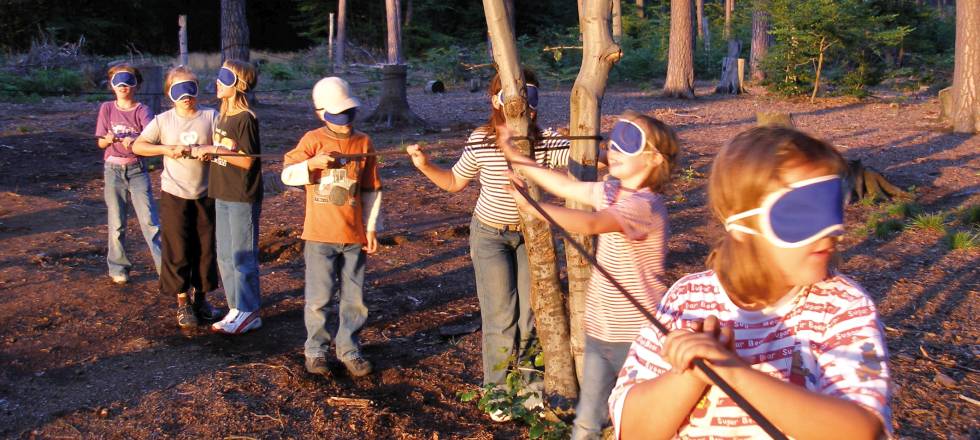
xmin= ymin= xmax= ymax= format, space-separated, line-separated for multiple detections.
xmin=750 ymin=5 xmax=770 ymax=82
xmin=366 ymin=0 xmax=424 ymax=128
xmin=636 ymin=0 xmax=645 ymax=18
xmin=951 ymin=0 xmax=980 ymax=133
xmin=810 ymin=38 xmax=826 ymax=103
xmin=696 ymin=0 xmax=705 ymax=42
xmin=613 ymin=0 xmax=623 ymax=44
xmin=483 ymin=0 xmax=579 ymax=404
xmin=568 ymin=0 xmax=623 ymax=388
xmin=335 ymin=0 xmax=347 ymax=68
xmin=724 ymin=0 xmax=734 ymax=40
xmin=220 ymin=0 xmax=249 ymax=63
xmin=716 ymin=39 xmax=744 ymax=94
xmin=404 ymin=0 xmax=413 ymax=28
xmin=664 ymin=0 xmax=696 ymax=99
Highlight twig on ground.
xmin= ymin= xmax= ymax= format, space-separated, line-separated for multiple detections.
xmin=327 ymin=396 xmax=373 ymax=407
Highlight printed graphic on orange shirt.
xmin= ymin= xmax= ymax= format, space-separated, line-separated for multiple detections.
xmin=313 ymin=168 xmax=358 ymax=206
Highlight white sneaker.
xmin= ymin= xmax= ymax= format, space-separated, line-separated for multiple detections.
xmin=210 ymin=309 xmax=262 ymax=335
xmin=110 ymin=274 xmax=129 ymax=285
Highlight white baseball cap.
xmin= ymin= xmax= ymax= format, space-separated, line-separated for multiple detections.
xmin=312 ymin=77 xmax=360 ymax=114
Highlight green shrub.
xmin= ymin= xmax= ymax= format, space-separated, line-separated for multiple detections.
xmin=944 ymin=231 xmax=979 ymax=251
xmin=874 ymin=218 xmax=904 ymax=239
xmin=0 ymin=67 xmax=88 ymax=98
xmin=908 ymin=213 xmax=946 ymax=233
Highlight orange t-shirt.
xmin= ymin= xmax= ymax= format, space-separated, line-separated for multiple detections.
xmin=284 ymin=127 xmax=382 ymax=244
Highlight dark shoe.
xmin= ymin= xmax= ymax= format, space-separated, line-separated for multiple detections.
xmin=193 ymin=297 xmax=220 ymax=322
xmin=305 ymin=356 xmax=329 ymax=375
xmin=176 ymin=293 xmax=198 ymax=328
xmin=342 ymin=354 xmax=372 ymax=377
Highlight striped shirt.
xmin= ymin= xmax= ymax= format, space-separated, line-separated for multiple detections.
xmin=587 ymin=180 xmax=669 ymax=342
xmin=451 ymin=127 xmax=570 ymax=225
xmin=609 ymin=271 xmax=892 ymax=440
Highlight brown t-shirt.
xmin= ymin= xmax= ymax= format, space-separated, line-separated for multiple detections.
xmin=284 ymin=127 xmax=382 ymax=244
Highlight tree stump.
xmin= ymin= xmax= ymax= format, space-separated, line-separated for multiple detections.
xmin=136 ymin=65 xmax=163 ymax=115
xmin=715 ymin=40 xmax=744 ymax=94
xmin=938 ymin=87 xmax=953 ymax=121
xmin=364 ymin=64 xmax=426 ymax=129
xmin=756 ymin=111 xmax=794 ymax=128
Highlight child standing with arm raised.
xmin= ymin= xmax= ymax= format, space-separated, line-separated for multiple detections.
xmin=609 ymin=127 xmax=891 ymax=440
xmin=95 ymin=64 xmax=161 ymax=284
xmin=192 ymin=60 xmax=263 ymax=335
xmin=281 ymin=77 xmax=382 ymax=377
xmin=502 ymin=111 xmax=679 ymax=439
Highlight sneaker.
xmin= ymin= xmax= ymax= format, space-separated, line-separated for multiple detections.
xmin=305 ymin=356 xmax=329 ymax=375
xmin=176 ymin=293 xmax=198 ymax=328
xmin=192 ymin=297 xmax=220 ymax=322
xmin=110 ymin=274 xmax=129 ymax=285
xmin=210 ymin=309 xmax=262 ymax=335
xmin=341 ymin=354 xmax=372 ymax=377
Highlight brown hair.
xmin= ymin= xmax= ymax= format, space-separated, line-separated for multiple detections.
xmin=484 ymin=68 xmax=542 ymax=139
xmin=618 ymin=110 xmax=680 ymax=192
xmin=163 ymin=65 xmax=197 ymax=106
xmin=107 ymin=64 xmax=142 ymax=88
xmin=706 ymin=127 xmax=844 ymax=304
xmin=219 ymin=59 xmax=257 ymax=117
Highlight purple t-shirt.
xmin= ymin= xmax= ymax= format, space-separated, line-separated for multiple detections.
xmin=94 ymin=101 xmax=153 ymax=163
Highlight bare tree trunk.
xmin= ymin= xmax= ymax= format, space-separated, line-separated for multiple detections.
xmin=483 ymin=0 xmax=579 ymax=404
xmin=613 ymin=0 xmax=623 ymax=44
xmin=716 ymin=39 xmax=744 ymax=93
xmin=636 ymin=0 xmax=646 ymax=18
xmin=220 ymin=0 xmax=249 ymax=63
xmin=750 ymin=4 xmax=770 ymax=82
xmin=404 ymin=0 xmax=413 ymax=28
xmin=696 ymin=0 xmax=705 ymax=42
xmin=810 ymin=38 xmax=827 ymax=103
xmin=567 ymin=0 xmax=623 ymax=388
xmin=724 ymin=0 xmax=734 ymax=40
xmin=335 ymin=0 xmax=347 ymax=68
xmin=703 ymin=4 xmax=711 ymax=55
xmin=951 ymin=0 xmax=980 ymax=133
xmin=664 ymin=0 xmax=696 ymax=99
xmin=366 ymin=0 xmax=424 ymax=128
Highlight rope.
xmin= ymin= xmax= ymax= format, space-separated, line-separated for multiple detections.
xmin=504 ymin=161 xmax=788 ymax=440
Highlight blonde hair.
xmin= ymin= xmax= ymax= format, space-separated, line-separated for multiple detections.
xmin=706 ymin=127 xmax=844 ymax=304
xmin=107 ymin=64 xmax=142 ymax=88
xmin=618 ymin=110 xmax=680 ymax=192
xmin=219 ymin=59 xmax=257 ymax=117
xmin=163 ymin=65 xmax=197 ymax=107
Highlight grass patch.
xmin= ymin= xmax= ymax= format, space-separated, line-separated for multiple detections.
xmin=944 ymin=231 xmax=979 ymax=250
xmin=960 ymin=205 xmax=980 ymax=227
xmin=907 ymin=213 xmax=947 ymax=233
xmin=884 ymin=201 xmax=920 ymax=219
xmin=874 ymin=218 xmax=905 ymax=239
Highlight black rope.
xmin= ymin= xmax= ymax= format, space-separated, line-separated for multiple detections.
xmin=504 ymin=162 xmax=788 ymax=440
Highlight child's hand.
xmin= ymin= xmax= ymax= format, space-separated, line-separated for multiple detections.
xmin=307 ymin=153 xmax=334 ymax=170
xmin=103 ymin=132 xmax=117 ymax=144
xmin=502 ymin=173 xmax=532 ymax=212
xmin=405 ymin=144 xmax=429 ymax=169
xmin=495 ymin=125 xmax=537 ymax=168
xmin=121 ymin=136 xmax=135 ymax=149
xmin=363 ymin=231 xmax=379 ymax=254
xmin=663 ymin=315 xmax=746 ymax=385
xmin=167 ymin=145 xmax=190 ymax=159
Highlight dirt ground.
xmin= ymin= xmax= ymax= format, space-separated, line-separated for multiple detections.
xmin=0 ymin=82 xmax=977 ymax=439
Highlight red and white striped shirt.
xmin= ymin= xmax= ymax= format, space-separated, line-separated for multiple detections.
xmin=452 ymin=127 xmax=570 ymax=226
xmin=586 ymin=180 xmax=669 ymax=342
xmin=609 ymin=271 xmax=892 ymax=439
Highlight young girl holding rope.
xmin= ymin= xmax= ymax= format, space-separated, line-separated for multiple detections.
xmin=133 ymin=66 xmax=220 ymax=329
xmin=501 ymin=111 xmax=679 ymax=440
xmin=189 ymin=60 xmax=263 ymax=335
xmin=609 ymin=127 xmax=891 ymax=439
xmin=95 ymin=64 xmax=161 ymax=285
xmin=405 ymin=69 xmax=568 ymax=420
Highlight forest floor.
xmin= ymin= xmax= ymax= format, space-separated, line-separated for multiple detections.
xmin=0 ymin=81 xmax=977 ymax=439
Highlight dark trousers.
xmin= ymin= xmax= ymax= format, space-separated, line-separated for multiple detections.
xmin=159 ymin=191 xmax=218 ymax=298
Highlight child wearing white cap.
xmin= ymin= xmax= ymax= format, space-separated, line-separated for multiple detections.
xmin=281 ymin=77 xmax=382 ymax=377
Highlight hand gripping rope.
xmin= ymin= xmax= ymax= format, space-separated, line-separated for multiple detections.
xmin=504 ymin=158 xmax=789 ymax=440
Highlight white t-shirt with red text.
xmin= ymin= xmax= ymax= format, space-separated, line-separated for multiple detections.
xmin=609 ymin=270 xmax=892 ymax=439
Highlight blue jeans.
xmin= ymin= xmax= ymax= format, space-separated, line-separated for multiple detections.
xmin=215 ymin=199 xmax=261 ymax=313
xmin=571 ymin=336 xmax=633 ymax=440
xmin=304 ymin=241 xmax=368 ymax=361
xmin=469 ymin=217 xmax=536 ymax=386
xmin=104 ymin=162 xmax=161 ymax=277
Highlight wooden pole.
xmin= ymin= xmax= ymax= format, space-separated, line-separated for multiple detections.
xmin=178 ymin=15 xmax=188 ymax=66
xmin=336 ymin=0 xmax=347 ymax=68
xmin=328 ymin=12 xmax=335 ymax=68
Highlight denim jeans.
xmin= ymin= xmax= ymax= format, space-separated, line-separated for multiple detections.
xmin=104 ymin=162 xmax=161 ymax=277
xmin=571 ymin=336 xmax=633 ymax=440
xmin=215 ymin=199 xmax=262 ymax=313
xmin=304 ymin=241 xmax=368 ymax=361
xmin=469 ymin=217 xmax=537 ymax=387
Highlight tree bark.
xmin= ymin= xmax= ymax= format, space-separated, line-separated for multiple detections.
xmin=613 ymin=0 xmax=623 ymax=44
xmin=335 ymin=0 xmax=347 ymax=68
xmin=716 ymin=39 xmax=744 ymax=94
xmin=366 ymin=0 xmax=424 ymax=128
xmin=404 ymin=0 xmax=413 ymax=28
xmin=636 ymin=0 xmax=645 ymax=18
xmin=951 ymin=0 xmax=980 ymax=133
xmin=750 ymin=4 xmax=770 ymax=82
xmin=664 ymin=0 xmax=696 ymax=99
xmin=696 ymin=0 xmax=705 ymax=42
xmin=220 ymin=0 xmax=249 ymax=63
xmin=724 ymin=0 xmax=734 ymax=41
xmin=483 ymin=0 xmax=579 ymax=403
xmin=810 ymin=38 xmax=826 ymax=103
xmin=567 ymin=0 xmax=623 ymax=388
